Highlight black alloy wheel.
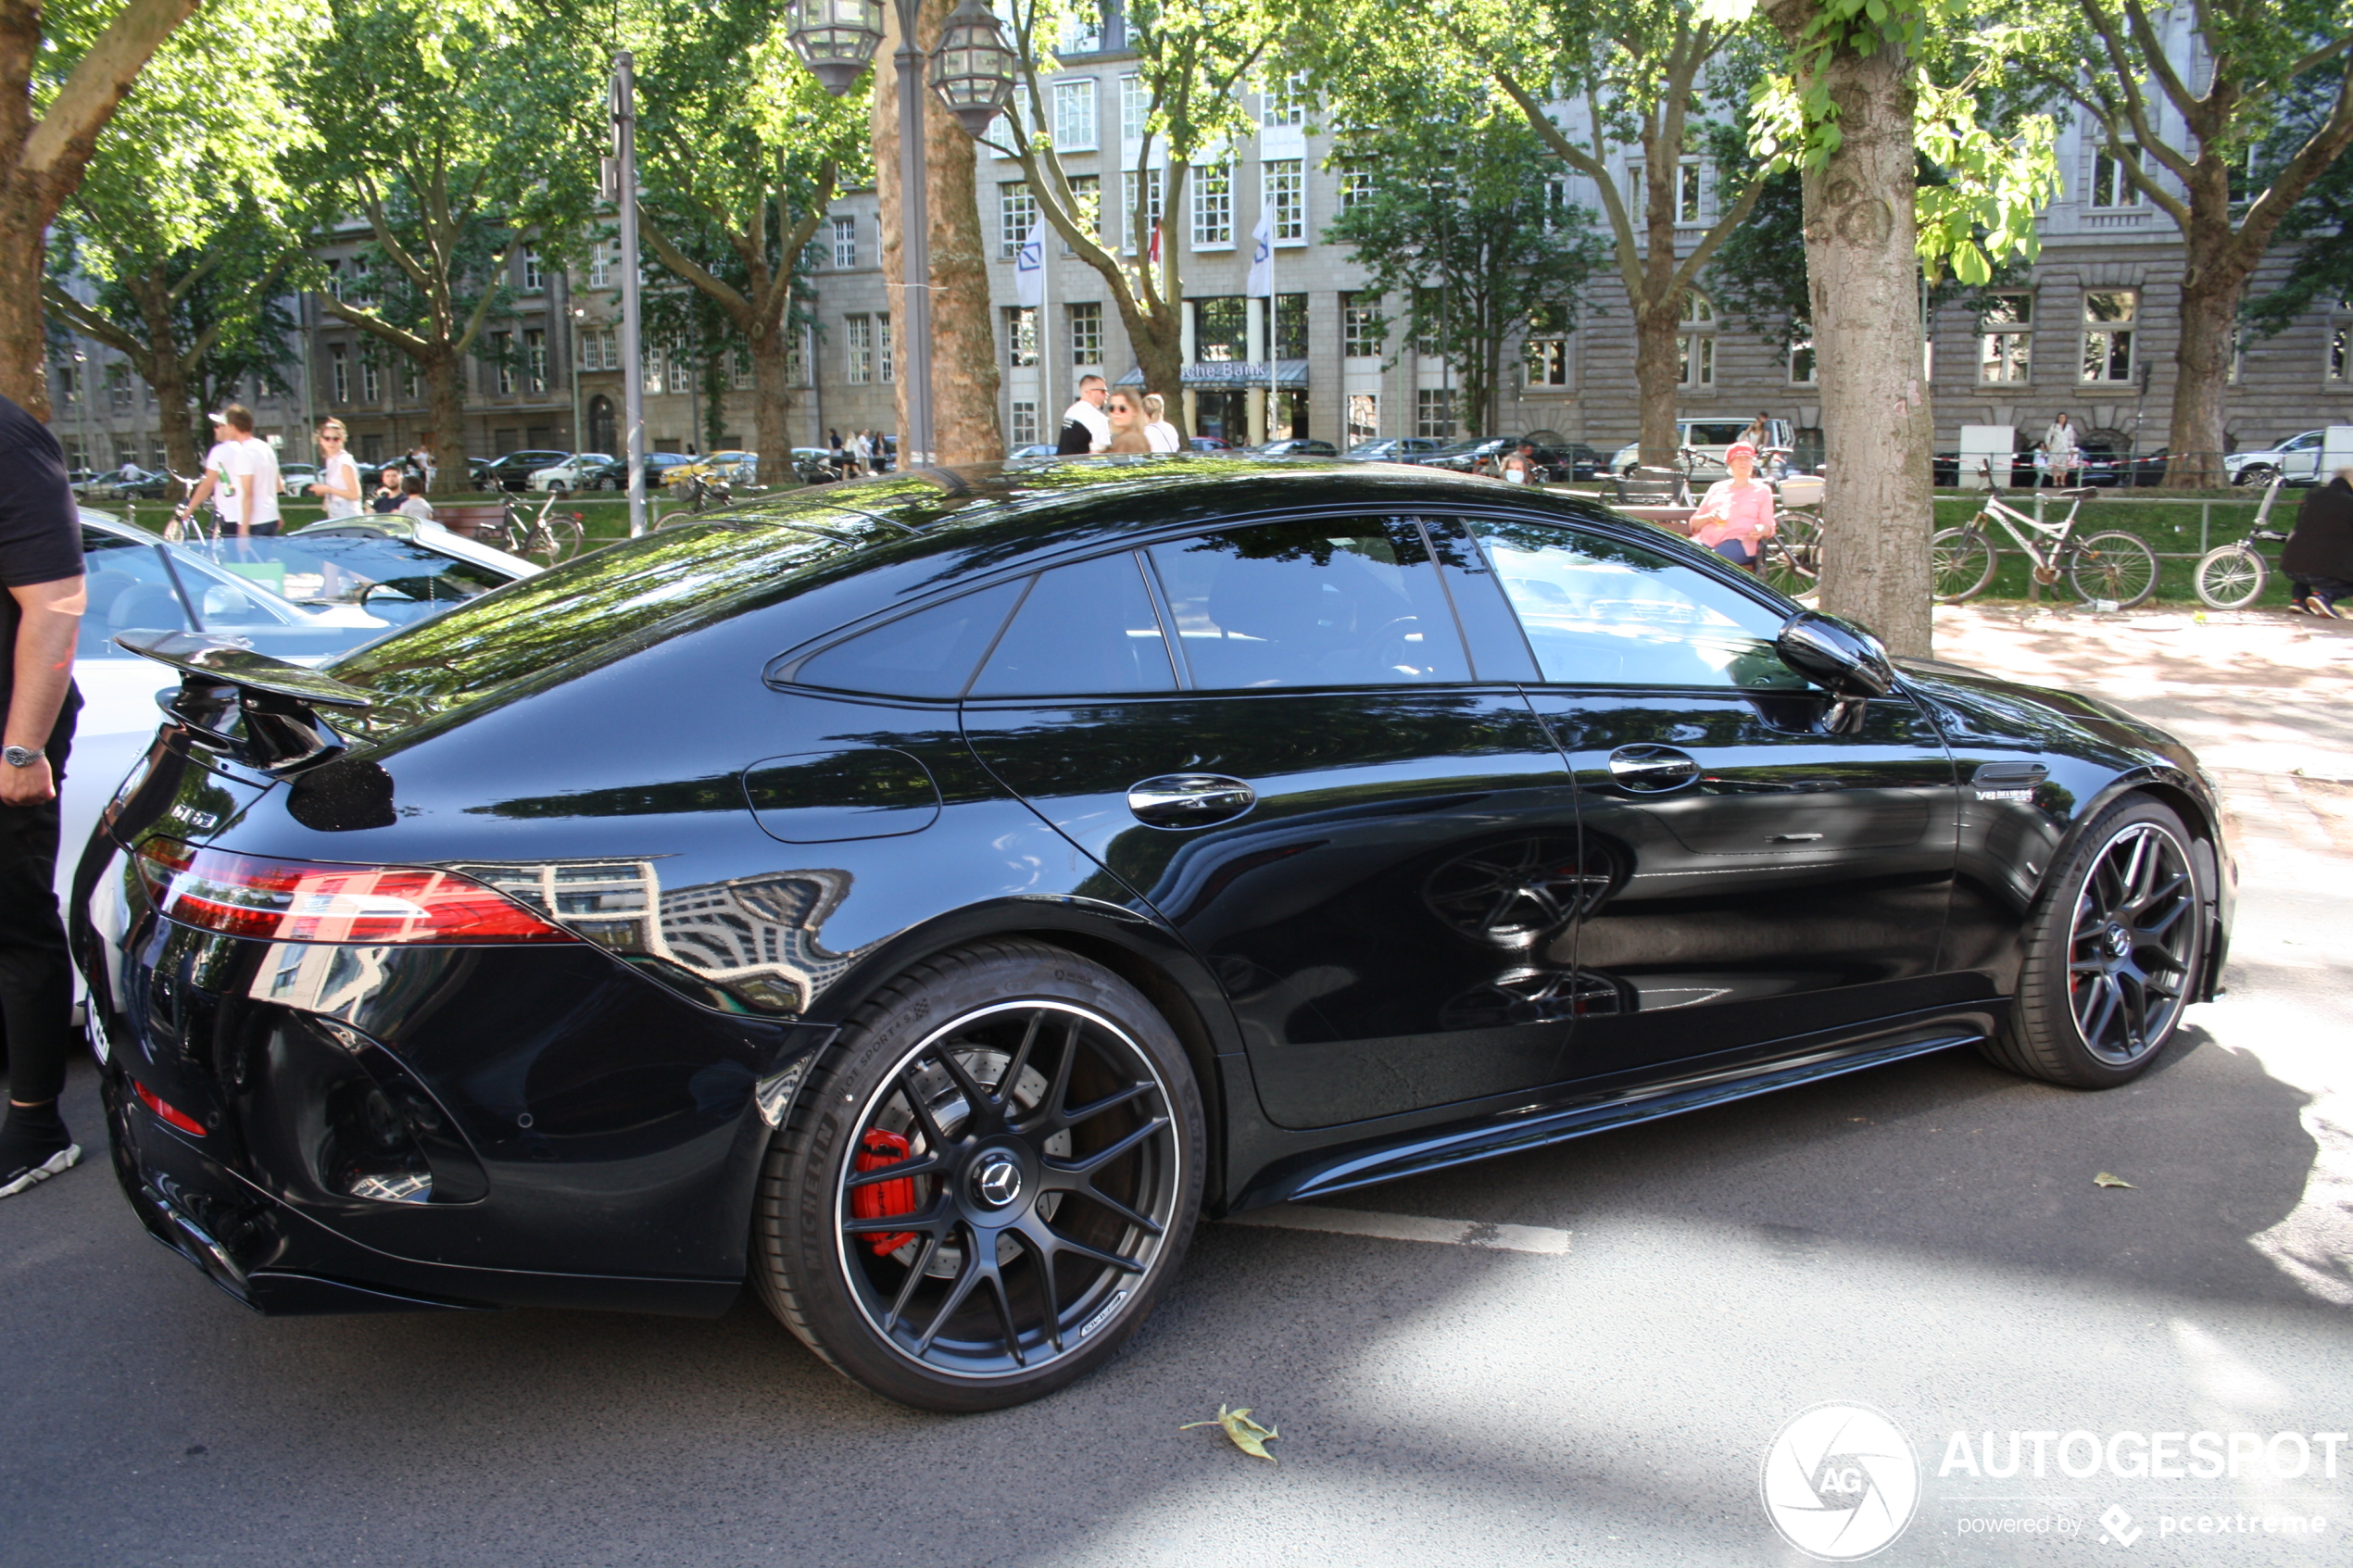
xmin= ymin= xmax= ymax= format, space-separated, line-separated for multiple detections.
xmin=753 ymin=942 xmax=1203 ymax=1411
xmin=1982 ymin=796 xmax=2206 ymax=1087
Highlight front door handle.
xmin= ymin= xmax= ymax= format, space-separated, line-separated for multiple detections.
xmin=1127 ymin=773 xmax=1257 ymax=829
xmin=1608 ymin=745 xmax=1701 ymax=793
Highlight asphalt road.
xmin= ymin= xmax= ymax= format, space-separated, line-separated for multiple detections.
xmin=5 ymin=608 xmax=2349 ymax=1568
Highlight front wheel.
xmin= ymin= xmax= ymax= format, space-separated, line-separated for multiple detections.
xmin=2193 ymin=545 xmax=2268 ymax=610
xmin=1931 ymin=527 xmax=1998 ymax=603
xmin=752 ymin=941 xmax=1205 ymax=1411
xmin=2233 ymin=464 xmax=2277 ymax=488
xmin=1760 ymin=512 xmax=1820 ymax=597
xmin=2068 ymin=531 xmax=2160 ymax=608
xmin=1980 ymin=795 xmax=2207 ymax=1087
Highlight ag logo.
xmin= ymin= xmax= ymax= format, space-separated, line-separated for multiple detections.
xmin=1760 ymin=1402 xmax=1920 ymax=1561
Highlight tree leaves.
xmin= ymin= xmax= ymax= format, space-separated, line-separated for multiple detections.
xmin=1181 ymin=1404 xmax=1282 ymax=1463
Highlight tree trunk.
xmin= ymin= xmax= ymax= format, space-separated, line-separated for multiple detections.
xmin=749 ymin=328 xmax=795 ymax=474
xmin=1772 ymin=5 xmax=1932 ymax=658
xmin=0 ymin=191 xmax=52 ymax=420
xmin=1633 ymin=298 xmax=1682 ymax=471
xmin=2164 ymin=158 xmax=2244 ymax=489
xmin=1638 ymin=126 xmax=1684 ymax=468
xmin=121 ymin=265 xmax=203 ymax=475
xmin=875 ymin=0 xmax=1005 ymax=465
xmin=423 ymin=348 xmax=469 ymax=488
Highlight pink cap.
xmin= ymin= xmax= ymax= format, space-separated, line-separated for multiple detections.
xmin=1725 ymin=441 xmax=1758 ymax=460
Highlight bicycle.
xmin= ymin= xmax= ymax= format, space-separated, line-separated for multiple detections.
xmin=1756 ymin=455 xmax=1823 ymax=598
xmin=479 ymin=490 xmax=585 ymax=567
xmin=1931 ymin=462 xmax=2160 ymax=608
xmin=2189 ymin=474 xmax=2291 ymax=610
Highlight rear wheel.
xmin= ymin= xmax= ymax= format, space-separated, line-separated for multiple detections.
xmin=1980 ymin=796 xmax=2206 ymax=1088
xmin=2067 ymin=531 xmax=2160 ymax=608
xmin=753 ymin=941 xmax=1204 ymax=1411
xmin=2192 ymin=545 xmax=2268 ymax=610
xmin=1760 ymin=512 xmax=1820 ymax=597
xmin=1931 ymin=527 xmax=1998 ymax=603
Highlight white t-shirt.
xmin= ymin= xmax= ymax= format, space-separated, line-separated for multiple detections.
xmin=1145 ymin=420 xmax=1180 ymax=453
xmin=208 ymin=436 xmax=282 ymax=527
xmin=319 ymin=452 xmax=363 ymax=520
xmin=396 ymin=495 xmax=436 ymax=521
xmin=1062 ymin=399 xmax=1112 ymax=452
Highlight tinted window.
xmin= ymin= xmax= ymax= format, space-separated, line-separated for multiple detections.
xmin=970 ymin=553 xmax=1176 ymax=696
xmin=1466 ymin=520 xmax=1803 ymax=689
xmin=1686 ymin=422 xmax=1749 ymax=445
xmin=1148 ymin=518 xmax=1468 ymax=690
xmin=242 ymin=533 xmax=510 ymax=611
xmin=80 ymin=529 xmax=191 ymax=655
xmin=794 ymin=579 xmax=1025 ymax=697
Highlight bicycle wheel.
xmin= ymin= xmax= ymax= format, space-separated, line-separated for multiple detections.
xmin=1759 ymin=529 xmax=1818 ymax=597
xmin=544 ymin=515 xmax=585 ymax=561
xmin=1931 ymin=527 xmax=1998 ymax=603
xmin=2192 ymin=545 xmax=2267 ymax=610
xmin=475 ymin=519 xmax=516 ymax=554
xmin=2067 ymin=531 xmax=2160 ymax=608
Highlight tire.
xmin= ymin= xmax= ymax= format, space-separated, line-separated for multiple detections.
xmin=2233 ymin=464 xmax=2277 ymax=488
xmin=2067 ymin=531 xmax=2160 ymax=608
xmin=1760 ymin=511 xmax=1821 ymax=597
xmin=596 ymin=475 xmax=619 ymax=492
xmin=1979 ymin=795 xmax=2207 ymax=1088
xmin=2192 ymin=545 xmax=2268 ymax=610
xmin=1931 ymin=526 xmax=1998 ymax=603
xmin=752 ymin=940 xmax=1206 ymax=1411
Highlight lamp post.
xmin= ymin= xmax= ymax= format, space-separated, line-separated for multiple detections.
xmin=789 ymin=0 xmax=1013 ymax=469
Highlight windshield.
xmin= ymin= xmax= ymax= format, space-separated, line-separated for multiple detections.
xmin=80 ymin=526 xmax=404 ymax=662
xmin=235 ymin=530 xmax=514 ymax=624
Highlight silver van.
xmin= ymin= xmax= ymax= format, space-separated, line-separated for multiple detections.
xmin=1610 ymin=418 xmax=1796 ymax=478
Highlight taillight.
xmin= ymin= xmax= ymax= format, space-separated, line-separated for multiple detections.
xmin=134 ymin=1081 xmax=207 ymax=1136
xmin=132 ymin=836 xmax=575 ymax=946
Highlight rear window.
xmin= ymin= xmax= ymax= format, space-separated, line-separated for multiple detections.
xmin=1685 ymin=422 xmax=1749 ymax=445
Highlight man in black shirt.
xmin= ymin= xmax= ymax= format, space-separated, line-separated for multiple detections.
xmin=1054 ymin=375 xmax=1111 ymax=455
xmin=0 ymin=392 xmax=88 ymax=1198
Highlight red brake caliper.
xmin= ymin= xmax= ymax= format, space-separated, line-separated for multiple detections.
xmin=852 ymin=1127 xmax=920 ymax=1257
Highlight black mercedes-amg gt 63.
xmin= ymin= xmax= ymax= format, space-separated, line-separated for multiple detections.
xmin=73 ymin=458 xmax=2233 ymax=1411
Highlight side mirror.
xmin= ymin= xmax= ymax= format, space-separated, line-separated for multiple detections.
xmin=1776 ymin=611 xmax=1894 ymax=731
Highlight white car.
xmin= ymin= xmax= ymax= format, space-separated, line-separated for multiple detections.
xmin=1610 ymin=418 xmax=1796 ymax=479
xmin=528 ymin=452 xmax=616 ymax=492
xmin=2224 ymin=430 xmax=2326 ymax=487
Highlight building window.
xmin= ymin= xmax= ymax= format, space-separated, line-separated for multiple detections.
xmin=1068 ymin=300 xmax=1103 ymax=363
xmin=1624 ymin=164 xmax=1643 ymax=218
xmin=845 ymin=315 xmax=872 ymax=384
xmin=588 ymin=240 xmax=613 ymax=288
xmin=522 ymin=248 xmax=545 ymax=291
xmin=1059 ymin=8 xmax=1101 ymax=51
xmin=343 ymin=258 xmax=374 ymax=307
xmin=1347 ymin=392 xmax=1378 ymax=445
xmin=1011 ymin=400 xmax=1038 ymax=445
xmin=1524 ymin=305 xmax=1571 ymax=387
xmin=1064 ymin=173 xmax=1101 ymax=251
xmin=1675 ymin=160 xmax=1704 ymax=223
xmin=1414 ymin=287 xmax=1444 ymax=357
xmin=2329 ymin=324 xmax=2348 ymax=384
xmin=1000 ymin=181 xmax=1038 ymax=257
xmin=1262 ymin=72 xmax=1308 ymax=127
xmin=642 ymin=348 xmax=664 ymax=395
xmin=1342 ymin=294 xmax=1383 ymax=358
xmin=1263 ymin=159 xmax=1304 ymax=244
xmin=1789 ymin=329 xmax=1818 ymax=386
xmin=491 ymin=330 xmax=516 ymax=395
xmin=1340 ymin=166 xmax=1375 ymax=210
xmin=878 ymin=313 xmax=894 ymax=383
xmin=1416 ymin=387 xmax=1454 ymax=440
xmin=731 ymin=349 xmax=753 ymax=390
xmin=329 ymin=345 xmax=349 ymax=405
xmin=359 ymin=353 xmax=381 ymax=403
xmin=1543 ymin=176 xmax=1572 ymax=232
xmin=525 ymin=328 xmax=547 ymax=393
xmin=1978 ymin=293 xmax=2032 ymax=383
xmin=833 ymin=216 xmax=857 ymax=269
xmin=1191 ymin=164 xmax=1232 ymax=249
xmin=668 ymin=348 xmax=694 ymax=395
xmin=1676 ymin=291 xmax=1716 ymax=388
xmin=1120 ymin=73 xmax=1149 ymax=141
xmin=2081 ymin=289 xmax=2136 ymax=383
xmin=106 ymin=362 xmax=133 ymax=412
xmin=1052 ymin=78 xmax=1098 ymax=150
xmin=1274 ymin=293 xmax=1307 ymax=358
xmin=1122 ymin=169 xmax=1163 ymax=253
xmin=1193 ymin=296 xmax=1247 ymax=362
xmin=1005 ymin=306 xmax=1038 ymax=366
xmin=580 ymin=327 xmax=615 ymax=370
xmin=2091 ymin=144 xmax=2143 ymax=209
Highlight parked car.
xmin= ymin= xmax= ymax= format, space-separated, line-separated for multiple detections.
xmin=1609 ymin=418 xmax=1794 ymax=478
xmin=474 ymin=449 xmax=573 ymax=491
xmin=277 ymin=461 xmax=321 ymax=495
xmin=2225 ymin=430 xmax=2329 ymax=487
xmin=579 ymin=451 xmax=700 ymax=491
xmin=1005 ymin=444 xmax=1059 ymax=461
xmin=527 ymin=453 xmax=615 ymax=492
xmin=663 ymin=451 xmax=761 ymax=488
xmin=1250 ymin=438 xmax=1339 ymax=458
xmin=1341 ymin=437 xmax=1445 ymax=463
xmin=79 ymin=458 xmax=2232 ymax=1415
xmin=1187 ymin=435 xmax=1232 ymax=451
xmin=1419 ymin=435 xmax=1594 ymax=481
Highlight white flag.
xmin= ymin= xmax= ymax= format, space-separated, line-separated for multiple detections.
xmin=1013 ymin=219 xmax=1046 ymax=308
xmin=1245 ymin=210 xmax=1274 ymax=298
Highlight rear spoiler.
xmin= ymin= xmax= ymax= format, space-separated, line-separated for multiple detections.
xmin=115 ymin=632 xmax=376 ymax=772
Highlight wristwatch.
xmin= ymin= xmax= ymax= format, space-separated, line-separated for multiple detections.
xmin=3 ymin=745 xmax=42 ymax=769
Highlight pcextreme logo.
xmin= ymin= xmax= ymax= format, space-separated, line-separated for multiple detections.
xmin=1761 ymin=1402 xmax=1922 ymax=1561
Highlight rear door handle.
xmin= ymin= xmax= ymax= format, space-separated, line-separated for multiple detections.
xmin=1127 ymin=773 xmax=1257 ymax=828
xmin=1608 ymin=746 xmax=1701 ymax=793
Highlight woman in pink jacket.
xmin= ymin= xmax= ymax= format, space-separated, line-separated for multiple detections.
xmin=1689 ymin=441 xmax=1777 ymax=571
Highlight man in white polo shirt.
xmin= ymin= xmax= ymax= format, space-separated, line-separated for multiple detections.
xmin=1054 ymin=375 xmax=1111 ymax=455
xmin=176 ymin=404 xmax=283 ymax=542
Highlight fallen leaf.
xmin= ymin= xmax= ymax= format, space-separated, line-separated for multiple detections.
xmin=2095 ymin=1172 xmax=2135 ymax=1189
xmin=1180 ymin=1403 xmax=1280 ymax=1463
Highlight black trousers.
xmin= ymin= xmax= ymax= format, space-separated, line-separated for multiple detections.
xmin=0 ymin=692 xmax=78 ymax=1104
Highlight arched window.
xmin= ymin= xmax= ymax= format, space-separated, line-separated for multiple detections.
xmin=588 ymin=395 xmax=616 ymax=455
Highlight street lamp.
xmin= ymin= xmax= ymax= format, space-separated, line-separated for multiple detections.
xmin=788 ymin=0 xmax=1014 ymax=467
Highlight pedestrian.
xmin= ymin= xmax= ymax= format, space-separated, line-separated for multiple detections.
xmin=307 ymin=418 xmax=364 ymax=520
xmin=117 ymin=455 xmax=141 ymax=483
xmin=175 ymin=406 xmax=282 ymax=545
xmin=2031 ymin=441 xmax=2050 ymax=486
xmin=0 ymin=391 xmax=89 ymax=1199
xmin=1502 ymin=442 xmax=1539 ymax=485
xmin=1688 ymin=440 xmax=1778 ymax=571
xmin=1055 ymin=375 xmax=1111 ymax=454
xmin=2283 ymin=466 xmax=2353 ymax=617
xmin=1142 ymin=394 xmax=1181 ymax=453
xmin=2044 ymin=412 xmax=2078 ymax=486
xmin=827 ymin=429 xmax=849 ymax=481
xmin=395 ymin=474 xmax=437 ymax=524
xmin=371 ymin=466 xmax=405 ymax=513
xmin=409 ymin=440 xmax=434 ymax=492
xmin=1740 ymin=410 xmax=1772 ymax=449
xmin=1103 ymin=393 xmax=1152 ymax=454
xmin=849 ymin=430 xmax=871 ymax=476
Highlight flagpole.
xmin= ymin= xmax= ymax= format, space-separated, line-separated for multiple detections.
xmin=1040 ymin=223 xmax=1053 ymax=443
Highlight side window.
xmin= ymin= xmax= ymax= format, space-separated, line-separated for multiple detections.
xmin=1464 ymin=519 xmax=1804 ymax=689
xmin=791 ymin=579 xmax=1025 ymax=697
xmin=969 ymin=552 xmax=1176 ymax=696
xmin=1146 ymin=518 xmax=1469 ymax=690
xmin=80 ymin=531 xmax=192 ymax=655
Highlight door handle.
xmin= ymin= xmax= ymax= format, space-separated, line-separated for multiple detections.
xmin=1607 ymin=745 xmax=1701 ymax=793
xmin=1127 ymin=773 xmax=1257 ymax=829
